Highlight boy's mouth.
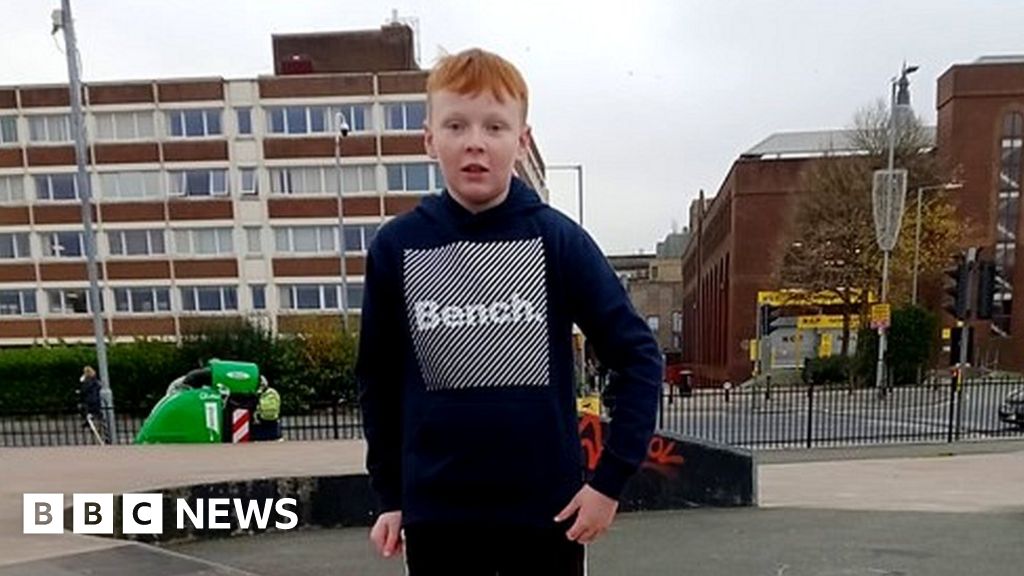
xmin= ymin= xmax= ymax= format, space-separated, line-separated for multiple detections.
xmin=461 ymin=164 xmax=489 ymax=174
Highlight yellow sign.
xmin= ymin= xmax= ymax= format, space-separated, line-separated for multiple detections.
xmin=870 ymin=304 xmax=891 ymax=329
xmin=749 ymin=339 xmax=759 ymax=361
xmin=942 ymin=328 xmax=952 ymax=340
xmin=757 ymin=289 xmax=877 ymax=307
xmin=577 ymin=395 xmax=602 ymax=416
xmin=797 ymin=315 xmax=862 ymax=330
xmin=818 ymin=333 xmax=833 ymax=358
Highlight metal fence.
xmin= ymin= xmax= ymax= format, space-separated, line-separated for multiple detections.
xmin=0 ymin=402 xmax=364 ymax=448
xmin=658 ymin=376 xmax=1024 ymax=449
xmin=4 ymin=379 xmax=1022 ymax=449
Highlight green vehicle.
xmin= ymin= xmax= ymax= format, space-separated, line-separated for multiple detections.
xmin=135 ymin=359 xmax=260 ymax=444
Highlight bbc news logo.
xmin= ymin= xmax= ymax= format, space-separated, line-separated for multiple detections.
xmin=23 ymin=493 xmax=298 ymax=535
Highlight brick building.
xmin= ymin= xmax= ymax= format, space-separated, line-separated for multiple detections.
xmin=0 ymin=24 xmax=547 ymax=345
xmin=682 ymin=55 xmax=1024 ymax=387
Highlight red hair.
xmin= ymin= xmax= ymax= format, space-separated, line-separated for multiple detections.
xmin=426 ymin=48 xmax=529 ymax=119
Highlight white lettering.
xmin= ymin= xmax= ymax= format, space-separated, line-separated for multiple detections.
xmin=177 ymin=499 xmax=204 ymax=529
xmin=207 ymin=498 xmax=231 ymax=529
xmin=414 ymin=301 xmax=440 ymax=330
xmin=489 ymin=301 xmax=511 ymax=324
xmin=441 ymin=305 xmax=465 ymax=328
xmin=275 ymin=498 xmax=298 ymax=530
xmin=233 ymin=499 xmax=274 ymax=530
xmin=464 ymin=304 xmax=489 ymax=326
xmin=413 ymin=294 xmax=543 ymax=332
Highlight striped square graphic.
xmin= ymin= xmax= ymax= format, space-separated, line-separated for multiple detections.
xmin=403 ymin=238 xmax=550 ymax=390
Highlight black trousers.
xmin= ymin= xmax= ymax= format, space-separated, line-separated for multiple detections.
xmin=403 ymin=521 xmax=585 ymax=576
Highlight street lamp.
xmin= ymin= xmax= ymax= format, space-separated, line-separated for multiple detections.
xmin=546 ymin=164 xmax=585 ymax=227
xmin=874 ymin=62 xmax=918 ymax=394
xmin=911 ymin=182 xmax=963 ymax=305
xmin=54 ymin=0 xmax=116 ymax=442
xmin=334 ymin=112 xmax=350 ymax=332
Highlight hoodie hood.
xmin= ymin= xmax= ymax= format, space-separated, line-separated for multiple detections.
xmin=415 ymin=176 xmax=546 ymax=231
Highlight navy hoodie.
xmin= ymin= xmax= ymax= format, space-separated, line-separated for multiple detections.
xmin=357 ymin=176 xmax=662 ymax=528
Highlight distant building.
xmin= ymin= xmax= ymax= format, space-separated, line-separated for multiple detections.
xmin=0 ymin=24 xmax=547 ymax=345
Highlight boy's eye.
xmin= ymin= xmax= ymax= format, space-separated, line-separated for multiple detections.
xmin=445 ymin=121 xmax=463 ymax=130
xmin=488 ymin=124 xmax=506 ymax=132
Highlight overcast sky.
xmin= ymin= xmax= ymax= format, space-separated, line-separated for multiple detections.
xmin=2 ymin=0 xmax=1022 ymax=254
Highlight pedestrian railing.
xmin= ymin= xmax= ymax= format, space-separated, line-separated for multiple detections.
xmin=657 ymin=376 xmax=1024 ymax=449
xmin=0 ymin=401 xmax=364 ymax=447
xmin=5 ymin=379 xmax=1022 ymax=449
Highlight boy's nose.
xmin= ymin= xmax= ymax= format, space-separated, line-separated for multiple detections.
xmin=463 ymin=126 xmax=486 ymax=151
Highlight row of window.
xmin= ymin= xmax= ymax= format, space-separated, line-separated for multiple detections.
xmin=0 ymin=284 xmax=365 ymax=316
xmin=0 ymin=225 xmax=380 ymax=259
xmin=0 ymin=101 xmax=426 ymax=145
xmin=0 ymin=163 xmax=443 ymax=203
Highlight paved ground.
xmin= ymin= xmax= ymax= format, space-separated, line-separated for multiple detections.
xmin=1 ymin=439 xmax=1022 ymax=575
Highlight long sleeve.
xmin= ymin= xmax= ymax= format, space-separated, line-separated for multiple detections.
xmin=356 ymin=238 xmax=404 ymax=512
xmin=566 ymin=228 xmax=662 ymax=500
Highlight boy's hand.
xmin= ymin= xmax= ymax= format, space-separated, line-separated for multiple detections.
xmin=370 ymin=511 xmax=403 ymax=558
xmin=554 ymin=485 xmax=619 ymax=544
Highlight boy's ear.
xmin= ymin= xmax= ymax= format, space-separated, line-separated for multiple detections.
xmin=517 ymin=124 xmax=532 ymax=159
xmin=424 ymin=122 xmax=438 ymax=159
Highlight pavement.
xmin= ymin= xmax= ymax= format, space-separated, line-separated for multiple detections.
xmin=1 ymin=439 xmax=1023 ymax=575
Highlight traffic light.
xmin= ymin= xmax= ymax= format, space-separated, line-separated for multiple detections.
xmin=949 ymin=325 xmax=975 ymax=366
xmin=976 ymin=261 xmax=997 ymax=320
xmin=943 ymin=259 xmax=969 ymax=320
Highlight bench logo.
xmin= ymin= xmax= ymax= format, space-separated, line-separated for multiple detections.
xmin=23 ymin=493 xmax=298 ymax=535
xmin=404 ymin=238 xmax=550 ymax=391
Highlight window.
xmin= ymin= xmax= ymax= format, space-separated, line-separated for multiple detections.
xmin=168 ymin=169 xmax=228 ymax=197
xmin=383 ymin=101 xmax=426 ymax=131
xmin=236 ymin=107 xmax=252 ymax=136
xmin=386 ymin=163 xmax=440 ymax=192
xmin=251 ymin=285 xmax=266 ymax=310
xmin=342 ymin=165 xmax=377 ymax=193
xmin=28 ymin=114 xmax=71 ymax=143
xmin=0 ymin=290 xmax=36 ymax=316
xmin=166 ymin=108 xmax=222 ymax=137
xmin=0 ymin=176 xmax=24 ymax=203
xmin=647 ymin=316 xmax=660 ymax=335
xmin=342 ymin=224 xmax=379 ymax=252
xmin=269 ymin=166 xmax=336 ymax=196
xmin=35 ymin=173 xmax=78 ymax=201
xmin=245 ymin=227 xmax=262 ymax=254
xmin=280 ymin=284 xmax=336 ymax=310
xmin=43 ymin=231 xmax=84 ymax=258
xmin=994 ymin=111 xmax=1024 ymax=336
xmin=47 ymin=289 xmax=99 ymax=314
xmin=173 ymin=227 xmax=234 ymax=255
xmin=0 ymin=116 xmax=17 ymax=145
xmin=0 ymin=233 xmax=31 ymax=259
xmin=266 ymin=104 xmax=370 ymax=135
xmin=273 ymin=226 xmax=337 ymax=253
xmin=108 ymin=229 xmax=165 ymax=257
xmin=240 ymin=168 xmax=258 ymax=195
xmin=113 ymin=287 xmax=170 ymax=314
xmin=94 ymin=111 xmax=155 ymax=141
xmin=279 ymin=283 xmax=363 ymax=310
xmin=98 ymin=171 xmax=162 ymax=200
xmin=180 ymin=285 xmax=237 ymax=312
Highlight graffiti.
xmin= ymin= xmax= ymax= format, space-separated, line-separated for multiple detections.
xmin=578 ymin=414 xmax=686 ymax=479
xmin=579 ymin=413 xmax=604 ymax=472
xmin=641 ymin=436 xmax=685 ymax=479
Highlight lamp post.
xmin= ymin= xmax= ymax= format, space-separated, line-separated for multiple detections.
xmin=911 ymin=182 xmax=963 ymax=305
xmin=334 ymin=112 xmax=350 ymax=332
xmin=546 ymin=164 xmax=584 ymax=227
xmin=54 ymin=0 xmax=115 ymax=442
xmin=874 ymin=62 xmax=918 ymax=394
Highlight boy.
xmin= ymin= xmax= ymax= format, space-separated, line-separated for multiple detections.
xmin=357 ymin=48 xmax=662 ymax=575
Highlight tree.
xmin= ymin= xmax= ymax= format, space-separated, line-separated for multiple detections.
xmin=778 ymin=101 xmax=968 ymax=372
